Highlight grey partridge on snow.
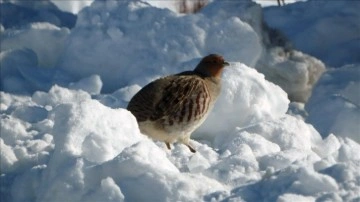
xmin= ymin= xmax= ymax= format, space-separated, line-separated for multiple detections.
xmin=127 ymin=54 xmax=229 ymax=152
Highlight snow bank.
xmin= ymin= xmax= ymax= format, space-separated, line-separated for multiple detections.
xmin=2 ymin=62 xmax=360 ymax=201
xmin=306 ymin=64 xmax=360 ymax=142
xmin=1 ymin=23 xmax=70 ymax=68
xmin=200 ymin=0 xmax=326 ymax=102
xmin=1 ymin=85 xmax=228 ymax=202
xmin=195 ymin=63 xmax=289 ymax=139
xmin=1 ymin=0 xmax=360 ymax=201
xmin=0 ymin=0 xmax=77 ymax=29
xmin=58 ymin=0 xmax=261 ymax=93
xmin=1 ymin=0 xmax=325 ymax=104
xmin=264 ymin=0 xmax=360 ymax=67
xmin=50 ymin=0 xmax=93 ymax=14
xmin=256 ymin=47 xmax=325 ymax=102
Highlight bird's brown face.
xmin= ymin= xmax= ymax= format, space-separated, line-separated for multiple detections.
xmin=200 ymin=54 xmax=230 ymax=78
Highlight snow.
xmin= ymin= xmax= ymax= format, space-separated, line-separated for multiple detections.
xmin=2 ymin=71 xmax=359 ymax=201
xmin=1 ymin=23 xmax=70 ymax=68
xmin=255 ymin=47 xmax=326 ymax=102
xmin=68 ymin=74 xmax=103 ymax=95
xmin=48 ymin=0 xmax=307 ymax=14
xmin=58 ymin=0 xmax=262 ymax=93
xmin=264 ymin=0 xmax=360 ymax=67
xmin=1 ymin=0 xmax=327 ymax=102
xmin=0 ymin=0 xmax=76 ymax=29
xmin=4 ymin=83 xmax=359 ymax=201
xmin=50 ymin=0 xmax=93 ymax=14
xmin=306 ymin=64 xmax=360 ymax=142
xmin=195 ymin=63 xmax=289 ymax=139
xmin=198 ymin=0 xmax=326 ymax=102
xmin=255 ymin=0 xmax=307 ymax=7
xmin=1 ymin=0 xmax=360 ymax=201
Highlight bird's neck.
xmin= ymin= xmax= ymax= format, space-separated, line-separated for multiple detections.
xmin=194 ymin=64 xmax=224 ymax=79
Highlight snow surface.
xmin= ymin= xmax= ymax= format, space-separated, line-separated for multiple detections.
xmin=1 ymin=0 xmax=360 ymax=201
xmin=198 ymin=0 xmax=326 ymax=102
xmin=264 ymin=0 xmax=360 ymax=67
xmin=2 ymin=65 xmax=359 ymax=202
xmin=57 ymin=0 xmax=261 ymax=92
xmin=0 ymin=0 xmax=77 ymax=29
xmin=1 ymin=0 xmax=326 ymax=103
xmin=306 ymin=64 xmax=360 ymax=143
xmin=50 ymin=0 xmax=93 ymax=14
xmin=49 ymin=0 xmax=308 ymax=14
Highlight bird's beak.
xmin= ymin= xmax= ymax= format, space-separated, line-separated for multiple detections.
xmin=223 ymin=61 xmax=230 ymax=66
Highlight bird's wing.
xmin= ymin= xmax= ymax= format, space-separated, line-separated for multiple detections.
xmin=127 ymin=78 xmax=164 ymax=122
xmin=153 ymin=75 xmax=207 ymax=122
xmin=127 ymin=75 xmax=208 ymax=123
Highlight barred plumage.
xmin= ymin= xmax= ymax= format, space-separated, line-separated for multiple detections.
xmin=127 ymin=54 xmax=229 ymax=152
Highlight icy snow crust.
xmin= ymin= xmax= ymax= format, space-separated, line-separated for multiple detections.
xmin=1 ymin=0 xmax=360 ymax=202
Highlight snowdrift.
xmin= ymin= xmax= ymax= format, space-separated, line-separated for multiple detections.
xmin=0 ymin=0 xmax=326 ymax=103
xmin=306 ymin=64 xmax=360 ymax=143
xmin=264 ymin=0 xmax=360 ymax=67
xmin=0 ymin=0 xmax=76 ymax=29
xmin=1 ymin=0 xmax=360 ymax=201
xmin=2 ymin=63 xmax=359 ymax=201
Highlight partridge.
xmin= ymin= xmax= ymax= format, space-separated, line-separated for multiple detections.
xmin=127 ymin=54 xmax=229 ymax=152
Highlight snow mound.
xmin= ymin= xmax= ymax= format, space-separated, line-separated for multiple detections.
xmin=195 ymin=62 xmax=289 ymax=140
xmin=0 ymin=1 xmax=77 ymax=29
xmin=1 ymin=74 xmax=360 ymax=201
xmin=1 ymin=0 xmax=360 ymax=201
xmin=306 ymin=64 xmax=360 ymax=143
xmin=50 ymin=95 xmax=142 ymax=164
xmin=1 ymin=0 xmax=325 ymax=105
xmin=68 ymin=74 xmax=103 ymax=94
xmin=256 ymin=47 xmax=326 ymax=102
xmin=200 ymin=0 xmax=326 ymax=102
xmin=49 ymin=0 xmax=93 ymax=14
xmin=1 ymin=22 xmax=69 ymax=68
xmin=58 ymin=0 xmax=261 ymax=92
xmin=264 ymin=0 xmax=360 ymax=67
xmin=4 ymin=0 xmax=192 ymax=23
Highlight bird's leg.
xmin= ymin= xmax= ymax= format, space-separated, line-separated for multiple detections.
xmin=181 ymin=137 xmax=196 ymax=153
xmin=165 ymin=142 xmax=171 ymax=150
xmin=186 ymin=144 xmax=196 ymax=153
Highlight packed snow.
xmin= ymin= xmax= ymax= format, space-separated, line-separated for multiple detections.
xmin=1 ymin=0 xmax=359 ymax=202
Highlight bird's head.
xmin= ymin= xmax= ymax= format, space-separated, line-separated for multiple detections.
xmin=194 ymin=54 xmax=230 ymax=78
